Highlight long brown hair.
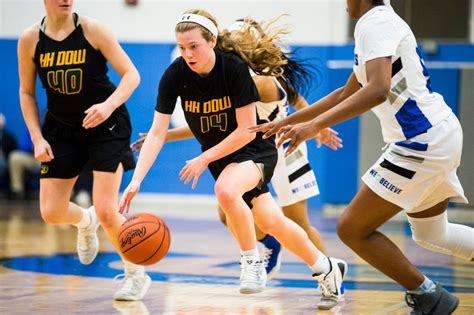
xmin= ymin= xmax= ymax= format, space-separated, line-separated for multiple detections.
xmin=175 ymin=9 xmax=287 ymax=77
xmin=228 ymin=18 xmax=321 ymax=105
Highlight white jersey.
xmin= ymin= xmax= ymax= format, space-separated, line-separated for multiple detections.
xmin=252 ymin=74 xmax=319 ymax=205
xmin=252 ymin=75 xmax=290 ymax=122
xmin=353 ymin=5 xmax=452 ymax=143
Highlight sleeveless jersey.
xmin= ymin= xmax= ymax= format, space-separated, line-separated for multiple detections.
xmin=254 ymin=76 xmax=289 ymax=122
xmin=34 ymin=13 xmax=118 ymax=124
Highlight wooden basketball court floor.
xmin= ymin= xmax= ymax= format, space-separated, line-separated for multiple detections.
xmin=0 ymin=197 xmax=473 ymax=314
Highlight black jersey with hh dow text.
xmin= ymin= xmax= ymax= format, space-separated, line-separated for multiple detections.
xmin=155 ymin=49 xmax=262 ymax=151
xmin=34 ymin=13 xmax=119 ymax=125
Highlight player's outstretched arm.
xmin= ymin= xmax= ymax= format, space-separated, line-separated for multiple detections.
xmin=277 ymin=58 xmax=391 ymax=156
xmin=119 ymin=112 xmax=171 ymax=213
xmin=249 ymin=72 xmax=361 ymax=139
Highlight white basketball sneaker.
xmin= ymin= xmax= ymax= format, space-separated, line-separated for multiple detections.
xmin=239 ymin=256 xmax=266 ymax=294
xmin=313 ymin=257 xmax=347 ymax=310
xmin=76 ymin=206 xmax=100 ymax=265
xmin=114 ymin=262 xmax=152 ymax=301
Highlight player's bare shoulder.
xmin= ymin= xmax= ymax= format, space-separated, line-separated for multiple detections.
xmin=18 ymin=22 xmax=41 ymax=56
xmin=80 ymin=16 xmax=114 ymax=50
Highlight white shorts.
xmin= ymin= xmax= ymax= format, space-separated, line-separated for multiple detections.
xmin=272 ymin=141 xmax=319 ymax=207
xmin=362 ymin=113 xmax=468 ymax=213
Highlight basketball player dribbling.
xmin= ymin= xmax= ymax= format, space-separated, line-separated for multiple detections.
xmin=17 ymin=0 xmax=150 ymax=301
xmin=120 ymin=9 xmax=347 ymax=310
xmin=130 ymin=17 xmax=343 ymax=281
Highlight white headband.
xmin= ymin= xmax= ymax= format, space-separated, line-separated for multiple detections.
xmin=176 ymin=14 xmax=218 ymax=37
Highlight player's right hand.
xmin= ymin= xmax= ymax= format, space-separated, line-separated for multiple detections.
xmin=119 ymin=178 xmax=141 ymax=214
xmin=248 ymin=120 xmax=287 ymax=140
xmin=33 ymin=137 xmax=54 ymax=162
xmin=130 ymin=132 xmax=148 ymax=153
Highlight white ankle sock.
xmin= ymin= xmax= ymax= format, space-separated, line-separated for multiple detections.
xmin=408 ymin=276 xmax=436 ymax=294
xmin=309 ymin=254 xmax=330 ymax=275
xmin=74 ymin=207 xmax=91 ymax=228
xmin=124 ymin=260 xmax=145 ymax=274
xmin=240 ymin=247 xmax=259 ymax=259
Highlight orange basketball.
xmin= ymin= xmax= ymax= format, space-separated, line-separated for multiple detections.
xmin=118 ymin=213 xmax=171 ymax=266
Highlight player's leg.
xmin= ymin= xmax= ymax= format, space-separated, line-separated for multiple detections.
xmin=93 ymin=164 xmax=151 ymax=301
xmin=400 ymin=199 xmax=469 ymax=314
xmin=407 ymin=191 xmax=473 ymax=262
xmin=214 ymin=161 xmax=266 ymax=294
xmin=282 ymin=200 xmax=327 ymax=255
xmin=92 ymin=165 xmax=125 ymax=249
xmin=40 ymin=177 xmax=80 ymax=224
xmin=40 ymin=175 xmax=101 ymax=264
xmin=215 ymin=161 xmax=262 ymax=250
xmin=252 ymin=192 xmax=346 ymax=310
xmin=218 ymin=205 xmax=281 ymax=279
xmin=39 ymin=128 xmax=102 ymax=265
xmin=337 ymin=183 xmax=424 ymax=288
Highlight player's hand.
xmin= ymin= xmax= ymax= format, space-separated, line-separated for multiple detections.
xmin=248 ymin=119 xmax=287 ymax=140
xmin=83 ymin=101 xmax=116 ymax=129
xmin=33 ymin=137 xmax=54 ymax=162
xmin=119 ymin=178 xmax=141 ymax=214
xmin=315 ymin=128 xmax=343 ymax=150
xmin=131 ymin=132 xmax=148 ymax=153
xmin=179 ymin=154 xmax=209 ymax=189
xmin=277 ymin=122 xmax=319 ymax=157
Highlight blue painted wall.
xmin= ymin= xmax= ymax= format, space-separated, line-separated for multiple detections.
xmin=1 ymin=39 xmax=472 ymax=208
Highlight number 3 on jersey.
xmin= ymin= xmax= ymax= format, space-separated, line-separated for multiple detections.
xmin=47 ymin=69 xmax=83 ymax=95
xmin=201 ymin=113 xmax=227 ymax=133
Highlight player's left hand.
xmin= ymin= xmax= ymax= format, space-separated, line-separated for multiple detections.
xmin=277 ymin=122 xmax=319 ymax=157
xmin=315 ymin=127 xmax=343 ymax=150
xmin=179 ymin=155 xmax=209 ymax=189
xmin=83 ymin=102 xmax=116 ymax=129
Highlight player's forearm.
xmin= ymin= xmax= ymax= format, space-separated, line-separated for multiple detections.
xmin=106 ymin=69 xmax=140 ymax=109
xmin=284 ymin=87 xmax=345 ymax=125
xmin=291 ymin=94 xmax=310 ymax=111
xmin=132 ymin=132 xmax=166 ymax=183
xmin=201 ymin=128 xmax=255 ymax=163
xmin=19 ymin=92 xmax=43 ymax=143
xmin=311 ymin=84 xmax=387 ymax=131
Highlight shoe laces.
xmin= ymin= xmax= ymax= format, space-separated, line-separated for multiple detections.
xmin=316 ymin=268 xmax=339 ymax=299
xmin=77 ymin=216 xmax=95 ymax=251
xmin=319 ymin=275 xmax=334 ymax=297
xmin=114 ymin=271 xmax=144 ymax=294
xmin=77 ymin=233 xmax=95 ymax=250
xmin=240 ymin=259 xmax=262 ymax=282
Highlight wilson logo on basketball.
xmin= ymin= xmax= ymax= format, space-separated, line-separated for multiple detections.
xmin=120 ymin=226 xmax=147 ymax=248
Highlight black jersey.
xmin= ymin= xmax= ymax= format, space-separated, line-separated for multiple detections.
xmin=155 ymin=49 xmax=262 ymax=151
xmin=34 ymin=14 xmax=118 ymax=125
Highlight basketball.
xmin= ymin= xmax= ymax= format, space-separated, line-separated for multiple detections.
xmin=118 ymin=213 xmax=171 ymax=266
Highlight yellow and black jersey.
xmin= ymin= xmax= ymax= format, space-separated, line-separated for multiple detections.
xmin=156 ymin=49 xmax=264 ymax=151
xmin=34 ymin=13 xmax=117 ymax=125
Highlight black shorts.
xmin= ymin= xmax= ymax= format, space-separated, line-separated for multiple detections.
xmin=40 ymin=107 xmax=135 ymax=179
xmin=207 ymin=135 xmax=277 ymax=209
